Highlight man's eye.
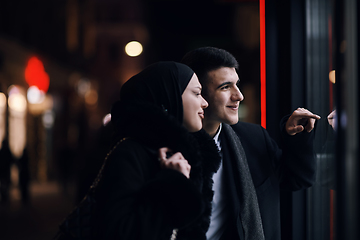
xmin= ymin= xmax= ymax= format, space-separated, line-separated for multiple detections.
xmin=221 ymin=85 xmax=229 ymax=90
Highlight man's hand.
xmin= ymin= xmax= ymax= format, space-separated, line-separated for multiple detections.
xmin=285 ymin=108 xmax=321 ymax=136
xmin=158 ymin=147 xmax=191 ymax=179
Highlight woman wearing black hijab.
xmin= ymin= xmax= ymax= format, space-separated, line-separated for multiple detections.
xmin=94 ymin=62 xmax=221 ymax=239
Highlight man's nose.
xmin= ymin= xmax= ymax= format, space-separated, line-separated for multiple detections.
xmin=232 ymin=87 xmax=244 ymax=102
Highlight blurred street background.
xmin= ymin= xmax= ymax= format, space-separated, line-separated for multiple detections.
xmin=0 ymin=0 xmax=261 ymax=239
xmin=0 ymin=181 xmax=74 ymax=240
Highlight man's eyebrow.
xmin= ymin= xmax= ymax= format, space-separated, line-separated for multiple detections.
xmin=216 ymin=81 xmax=233 ymax=89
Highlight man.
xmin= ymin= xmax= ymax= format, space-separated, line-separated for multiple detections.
xmin=181 ymin=47 xmax=320 ymax=240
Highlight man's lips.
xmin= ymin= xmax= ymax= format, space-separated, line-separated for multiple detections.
xmin=227 ymin=105 xmax=239 ymax=110
xmin=198 ymin=112 xmax=205 ymax=119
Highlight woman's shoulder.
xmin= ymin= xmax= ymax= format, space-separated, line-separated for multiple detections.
xmin=110 ymin=138 xmax=154 ymax=158
xmin=101 ymin=138 xmax=158 ymax=178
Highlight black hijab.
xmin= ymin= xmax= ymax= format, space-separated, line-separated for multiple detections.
xmin=112 ymin=61 xmax=194 ymax=125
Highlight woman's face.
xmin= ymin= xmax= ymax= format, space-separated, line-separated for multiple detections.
xmin=182 ymin=74 xmax=208 ymax=132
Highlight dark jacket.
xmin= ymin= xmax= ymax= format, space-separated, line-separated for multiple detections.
xmin=94 ymin=102 xmax=221 ymax=240
xmin=221 ymin=120 xmax=316 ymax=240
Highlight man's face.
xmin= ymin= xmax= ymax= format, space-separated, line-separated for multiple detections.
xmin=203 ymin=67 xmax=244 ymax=126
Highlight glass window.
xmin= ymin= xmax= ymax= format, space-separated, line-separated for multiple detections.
xmin=305 ymin=0 xmax=359 ymax=239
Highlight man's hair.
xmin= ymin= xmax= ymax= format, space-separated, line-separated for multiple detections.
xmin=181 ymin=47 xmax=239 ymax=91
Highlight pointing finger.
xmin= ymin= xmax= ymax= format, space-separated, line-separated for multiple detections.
xmin=305 ymin=118 xmax=316 ymax=132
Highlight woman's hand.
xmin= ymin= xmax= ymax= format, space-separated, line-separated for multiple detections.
xmin=158 ymin=147 xmax=191 ymax=179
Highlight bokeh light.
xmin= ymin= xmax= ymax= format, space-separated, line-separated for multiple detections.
xmin=125 ymin=41 xmax=143 ymax=57
xmin=7 ymin=86 xmax=27 ymax=159
xmin=8 ymin=92 xmax=27 ymax=113
xmin=0 ymin=92 xmax=6 ymax=147
xmin=77 ymin=78 xmax=91 ymax=96
xmin=25 ymin=56 xmax=50 ymax=93
xmin=103 ymin=113 xmax=111 ymax=126
xmin=42 ymin=110 xmax=55 ymax=129
xmin=0 ymin=92 xmax=6 ymax=109
xmin=329 ymin=70 xmax=336 ymax=84
xmin=27 ymin=86 xmax=46 ymax=104
xmin=84 ymin=89 xmax=98 ymax=106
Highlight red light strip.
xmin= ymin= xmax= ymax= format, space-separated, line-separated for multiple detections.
xmin=260 ymin=0 xmax=266 ymax=128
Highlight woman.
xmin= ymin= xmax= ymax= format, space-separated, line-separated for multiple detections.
xmin=95 ymin=61 xmax=221 ymax=239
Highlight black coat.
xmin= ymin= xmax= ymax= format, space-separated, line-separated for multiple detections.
xmin=94 ymin=102 xmax=221 ymax=240
xmin=221 ymin=120 xmax=316 ymax=240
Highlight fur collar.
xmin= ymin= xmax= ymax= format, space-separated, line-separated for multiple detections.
xmin=112 ymin=101 xmax=216 ymax=167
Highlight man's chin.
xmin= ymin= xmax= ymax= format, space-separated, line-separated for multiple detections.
xmin=225 ymin=118 xmax=239 ymax=126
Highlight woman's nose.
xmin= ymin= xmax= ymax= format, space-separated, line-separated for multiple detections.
xmin=201 ymin=96 xmax=208 ymax=109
